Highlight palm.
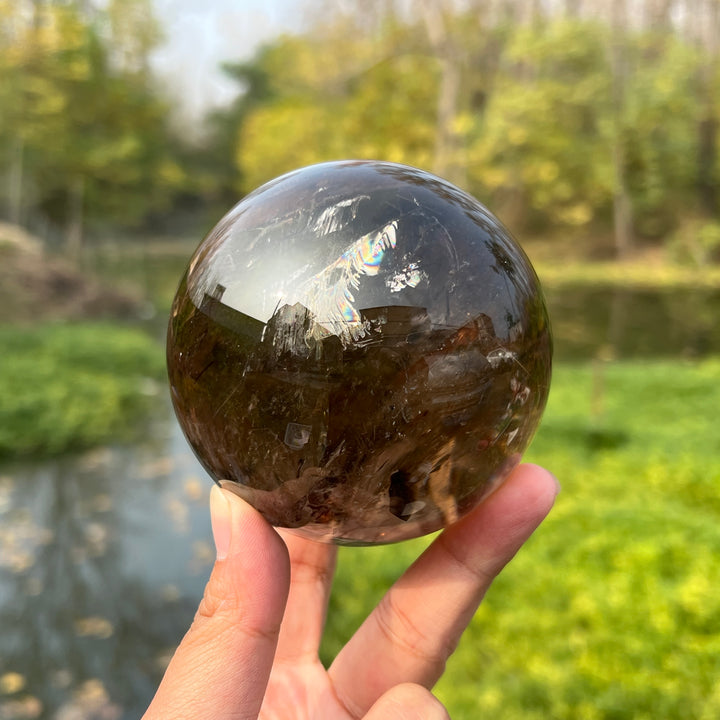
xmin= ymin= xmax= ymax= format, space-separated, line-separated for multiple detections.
xmin=258 ymin=534 xmax=352 ymax=719
xmin=260 ymin=656 xmax=349 ymax=719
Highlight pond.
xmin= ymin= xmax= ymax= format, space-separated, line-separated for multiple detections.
xmin=0 ymin=408 xmax=212 ymax=719
xmin=84 ymin=243 xmax=720 ymax=361
xmin=546 ymin=285 xmax=720 ymax=361
xmin=1 ymin=247 xmax=719 ymax=718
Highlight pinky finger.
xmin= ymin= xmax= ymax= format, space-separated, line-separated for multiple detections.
xmin=364 ymin=684 xmax=450 ymax=720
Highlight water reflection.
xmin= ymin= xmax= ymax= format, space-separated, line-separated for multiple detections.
xmin=0 ymin=414 xmax=211 ymax=719
xmin=545 ymin=286 xmax=720 ymax=360
xmin=84 ymin=244 xmax=720 ymax=362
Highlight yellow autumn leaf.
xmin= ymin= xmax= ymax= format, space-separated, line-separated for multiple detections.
xmin=183 ymin=477 xmax=205 ymax=502
xmin=137 ymin=456 xmax=174 ymax=479
xmin=74 ymin=616 xmax=114 ymax=639
xmin=507 ymin=125 xmax=528 ymax=146
xmin=193 ymin=539 xmax=214 ymax=567
xmin=0 ymin=672 xmax=25 ymax=694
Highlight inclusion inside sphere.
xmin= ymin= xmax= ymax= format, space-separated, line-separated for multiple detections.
xmin=167 ymin=160 xmax=552 ymax=545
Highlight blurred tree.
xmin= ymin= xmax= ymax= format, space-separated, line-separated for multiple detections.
xmin=4 ymin=0 xmax=717 ymax=257
xmin=105 ymin=0 xmax=160 ymax=76
xmin=201 ymin=54 xmax=278 ymax=206
xmin=214 ymin=2 xmax=719 ymax=259
xmin=0 ymin=1 xmax=92 ymax=243
xmin=694 ymin=0 xmax=720 ymax=215
xmin=0 ymin=1 xmax=25 ymax=226
xmin=465 ymin=19 xmax=614 ymax=233
xmin=609 ymin=0 xmax=634 ymax=257
xmin=233 ymin=34 xmax=350 ymax=190
xmin=0 ymin=0 xmax=184 ymax=251
xmin=622 ymin=31 xmax=702 ymax=238
xmin=233 ymin=19 xmax=440 ymax=192
xmin=417 ymin=0 xmax=464 ymax=183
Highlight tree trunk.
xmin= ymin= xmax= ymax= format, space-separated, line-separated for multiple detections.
xmin=31 ymin=0 xmax=45 ymax=28
xmin=646 ymin=0 xmax=673 ymax=29
xmin=66 ymin=175 xmax=85 ymax=260
xmin=434 ymin=55 xmax=463 ymax=183
xmin=697 ymin=0 xmax=719 ymax=214
xmin=8 ymin=136 xmax=24 ymax=226
xmin=524 ymin=0 xmax=545 ymax=25
xmin=611 ymin=146 xmax=633 ymax=257
xmin=564 ymin=0 xmax=582 ymax=17
xmin=418 ymin=0 xmax=465 ymax=185
xmin=698 ymin=116 xmax=718 ymax=214
xmin=609 ymin=0 xmax=634 ymax=258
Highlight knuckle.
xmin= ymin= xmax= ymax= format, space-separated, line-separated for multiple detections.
xmin=375 ymin=590 xmax=449 ymax=670
xmin=438 ymin=531 xmax=498 ymax=586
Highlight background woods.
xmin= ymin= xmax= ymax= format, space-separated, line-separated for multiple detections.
xmin=1 ymin=0 xmax=720 ymax=261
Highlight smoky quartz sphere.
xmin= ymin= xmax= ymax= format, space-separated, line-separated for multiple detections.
xmin=167 ymin=160 xmax=552 ymax=545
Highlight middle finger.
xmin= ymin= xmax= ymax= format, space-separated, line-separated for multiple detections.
xmin=272 ymin=529 xmax=338 ymax=664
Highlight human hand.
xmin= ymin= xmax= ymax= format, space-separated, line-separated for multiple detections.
xmin=142 ymin=463 xmax=559 ymax=719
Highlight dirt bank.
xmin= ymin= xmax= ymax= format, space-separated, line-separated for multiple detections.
xmin=0 ymin=223 xmax=142 ymax=324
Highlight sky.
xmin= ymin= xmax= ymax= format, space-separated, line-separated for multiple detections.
xmin=150 ymin=0 xmax=307 ymax=128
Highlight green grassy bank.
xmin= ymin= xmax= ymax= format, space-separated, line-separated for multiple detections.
xmin=0 ymin=323 xmax=166 ymax=457
xmin=322 ymin=359 xmax=720 ymax=719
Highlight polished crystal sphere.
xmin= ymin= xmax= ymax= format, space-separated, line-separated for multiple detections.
xmin=167 ymin=161 xmax=552 ymax=545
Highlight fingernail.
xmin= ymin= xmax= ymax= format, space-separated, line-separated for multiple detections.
xmin=210 ymin=485 xmax=232 ymax=560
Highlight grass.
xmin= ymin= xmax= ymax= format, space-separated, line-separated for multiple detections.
xmin=534 ymin=259 xmax=720 ymax=290
xmin=0 ymin=323 xmax=166 ymax=457
xmin=321 ymin=358 xmax=720 ymax=719
xmin=522 ymin=234 xmax=720 ymax=291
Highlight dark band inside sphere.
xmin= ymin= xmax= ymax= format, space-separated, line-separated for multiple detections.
xmin=167 ymin=160 xmax=552 ymax=545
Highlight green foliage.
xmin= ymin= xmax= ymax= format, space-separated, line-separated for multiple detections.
xmin=622 ymin=35 xmax=703 ymax=238
xmin=321 ymin=359 xmax=720 ymax=719
xmin=464 ymin=21 xmax=704 ymax=236
xmin=0 ymin=323 xmax=166 ymax=457
xmin=467 ymin=20 xmax=613 ymax=229
xmin=342 ymin=53 xmax=438 ymax=167
xmin=0 ymin=0 xmax=184 ymax=234
xmin=670 ymin=218 xmax=720 ymax=267
xmin=221 ymin=10 xmax=720 ymax=256
xmin=235 ymin=28 xmax=439 ymax=191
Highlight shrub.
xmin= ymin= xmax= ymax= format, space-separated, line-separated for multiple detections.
xmin=0 ymin=323 xmax=166 ymax=457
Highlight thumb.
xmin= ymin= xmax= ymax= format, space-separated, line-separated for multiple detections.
xmin=143 ymin=485 xmax=291 ymax=720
